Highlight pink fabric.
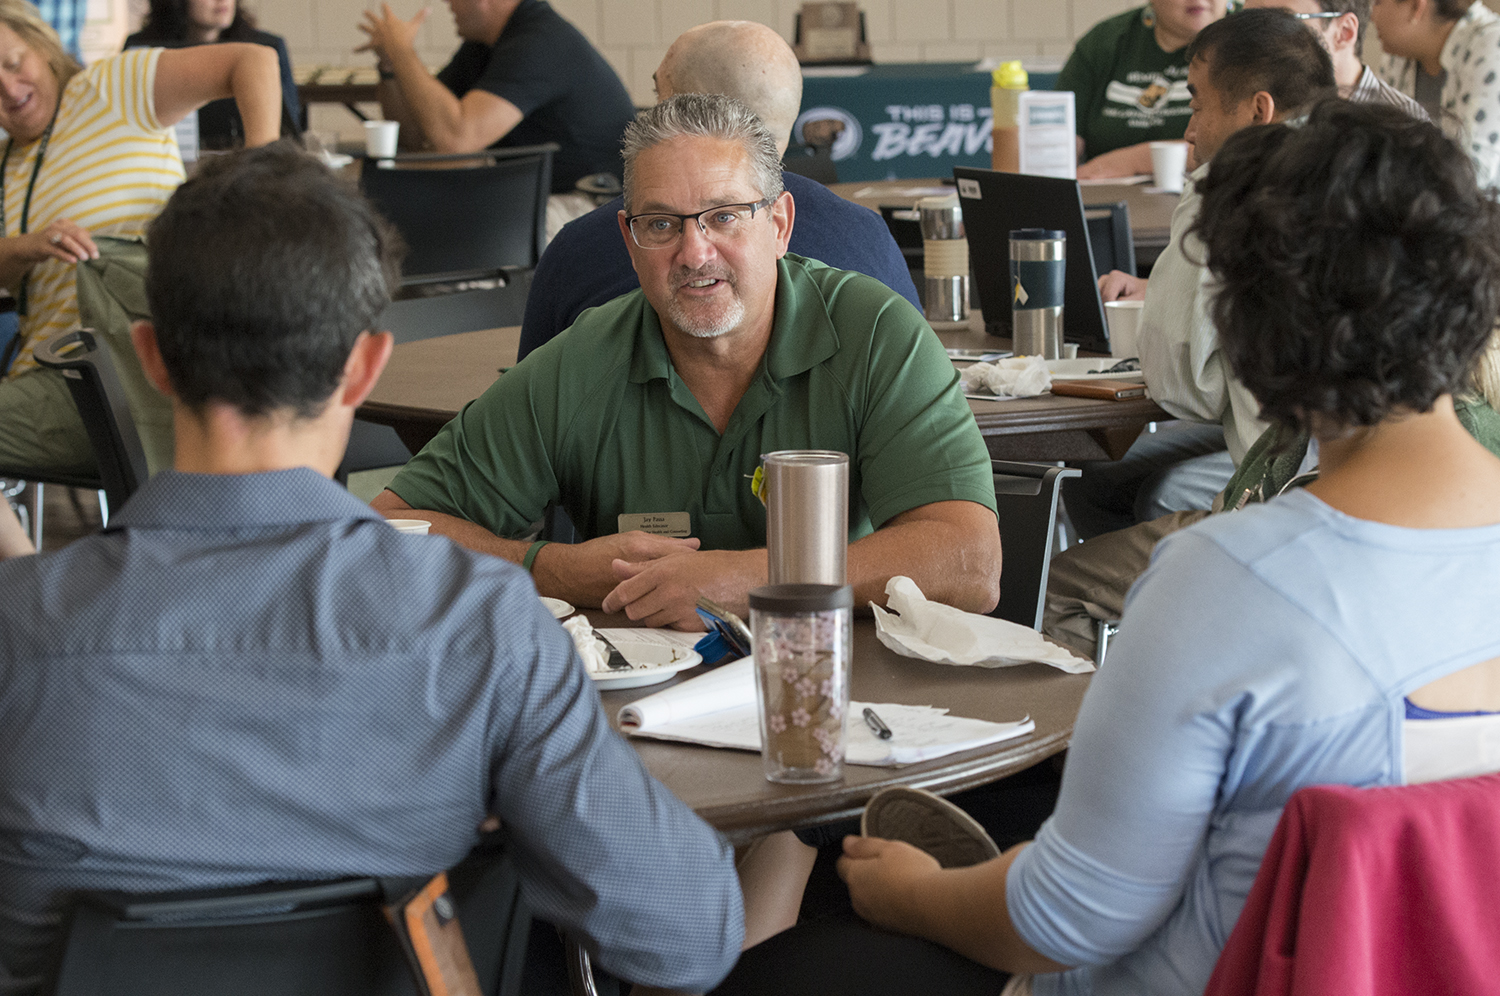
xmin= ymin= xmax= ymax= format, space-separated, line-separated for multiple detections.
xmin=1205 ymin=773 xmax=1500 ymax=996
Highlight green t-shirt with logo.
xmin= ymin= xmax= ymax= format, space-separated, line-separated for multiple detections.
xmin=1057 ymin=5 xmax=1193 ymax=160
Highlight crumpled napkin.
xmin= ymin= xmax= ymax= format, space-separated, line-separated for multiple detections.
xmin=959 ymin=356 xmax=1051 ymax=398
xmin=562 ymin=615 xmax=609 ymax=672
xmin=871 ymin=576 xmax=1094 ymax=674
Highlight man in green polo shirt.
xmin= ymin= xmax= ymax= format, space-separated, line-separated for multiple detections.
xmin=373 ymin=92 xmax=1001 ymax=628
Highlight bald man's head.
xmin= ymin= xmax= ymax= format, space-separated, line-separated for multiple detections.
xmin=655 ymin=21 xmax=802 ymax=154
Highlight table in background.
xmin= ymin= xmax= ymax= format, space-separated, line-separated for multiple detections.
xmin=829 ymin=177 xmax=1178 ymax=266
xmin=597 ymin=614 xmax=1088 ymax=844
xmin=797 ymin=63 xmax=1060 ymax=183
xmin=357 ymin=324 xmax=1166 ymax=462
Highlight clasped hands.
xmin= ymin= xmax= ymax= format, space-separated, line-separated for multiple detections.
xmin=533 ymin=530 xmax=765 ymax=630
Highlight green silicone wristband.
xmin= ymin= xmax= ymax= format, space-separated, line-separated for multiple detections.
xmin=522 ymin=539 xmax=551 ymax=573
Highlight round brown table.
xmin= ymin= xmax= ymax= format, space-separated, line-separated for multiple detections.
xmin=596 ymin=615 xmax=1090 ymax=846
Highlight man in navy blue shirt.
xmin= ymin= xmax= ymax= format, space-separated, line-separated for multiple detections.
xmin=518 ymin=20 xmax=921 ymax=360
xmin=0 ymin=145 xmax=741 ymax=995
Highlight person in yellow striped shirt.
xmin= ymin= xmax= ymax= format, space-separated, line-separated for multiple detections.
xmin=0 ymin=0 xmax=280 ymax=479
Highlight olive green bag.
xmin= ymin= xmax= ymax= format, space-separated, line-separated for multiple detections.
xmin=74 ymin=236 xmax=174 ymax=476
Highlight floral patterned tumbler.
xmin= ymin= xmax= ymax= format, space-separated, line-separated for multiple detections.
xmin=749 ymin=583 xmax=854 ymax=783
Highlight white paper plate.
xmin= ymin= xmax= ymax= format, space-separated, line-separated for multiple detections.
xmin=1045 ymin=358 xmax=1143 ymax=381
xmin=590 ymin=642 xmax=704 ymax=690
xmin=540 ymin=597 xmax=575 ymax=619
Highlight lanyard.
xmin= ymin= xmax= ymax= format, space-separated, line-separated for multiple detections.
xmin=1 ymin=115 xmax=57 ymax=317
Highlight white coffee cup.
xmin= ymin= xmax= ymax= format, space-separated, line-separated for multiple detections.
xmin=1104 ymin=299 xmax=1144 ymax=358
xmin=386 ymin=518 xmax=431 ymax=536
xmin=1149 ymin=140 xmax=1189 ymax=193
xmin=364 ymin=119 xmax=400 ymax=159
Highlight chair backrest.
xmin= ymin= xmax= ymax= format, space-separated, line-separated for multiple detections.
xmin=359 ymin=145 xmax=557 ymax=284
xmin=51 ymin=878 xmax=422 ymax=996
xmin=990 ymin=460 xmax=1080 ymax=630
xmin=50 ymin=838 xmax=534 ymax=996
xmin=1083 ymin=201 xmax=1136 ymax=279
xmin=33 ymin=329 xmax=149 ymax=514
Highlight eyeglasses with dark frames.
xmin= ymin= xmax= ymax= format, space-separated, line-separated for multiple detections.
xmin=625 ymin=199 xmax=772 ymax=249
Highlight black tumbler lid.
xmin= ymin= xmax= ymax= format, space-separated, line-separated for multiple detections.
xmin=1010 ymin=228 xmax=1066 ymax=240
xmin=749 ymin=583 xmax=854 ymax=612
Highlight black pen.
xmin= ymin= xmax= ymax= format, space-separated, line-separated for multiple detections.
xmin=862 ymin=707 xmax=893 ymax=740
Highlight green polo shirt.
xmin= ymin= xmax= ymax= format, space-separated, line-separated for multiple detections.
xmin=387 ymin=253 xmax=996 ymax=548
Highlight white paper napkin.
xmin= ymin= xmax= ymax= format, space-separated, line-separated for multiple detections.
xmin=959 ymin=356 xmax=1052 ymax=398
xmin=871 ymin=576 xmax=1094 ymax=674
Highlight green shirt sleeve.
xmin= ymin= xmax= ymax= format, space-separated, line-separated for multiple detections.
xmin=845 ymin=288 xmax=999 ymax=528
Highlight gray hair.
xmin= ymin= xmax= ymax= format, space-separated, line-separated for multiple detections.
xmin=621 ymin=93 xmax=785 ymax=214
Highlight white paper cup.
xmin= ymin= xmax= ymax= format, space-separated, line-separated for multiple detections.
xmin=386 ymin=518 xmax=431 ymax=535
xmin=1149 ymin=141 xmax=1189 ymax=193
xmin=1104 ymin=299 xmax=1144 ymax=358
xmin=364 ymin=120 xmax=399 ymax=159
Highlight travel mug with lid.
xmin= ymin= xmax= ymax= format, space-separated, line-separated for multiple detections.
xmin=1009 ymin=228 xmax=1065 ymax=359
xmin=917 ymin=194 xmax=969 ymax=323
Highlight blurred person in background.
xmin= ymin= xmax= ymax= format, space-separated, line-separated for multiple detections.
xmin=1062 ymin=0 xmax=1227 ymax=179
xmin=125 ymin=0 xmax=302 ymax=147
xmin=0 ymin=0 xmax=280 ymax=482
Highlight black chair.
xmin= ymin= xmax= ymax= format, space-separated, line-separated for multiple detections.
xmin=1083 ymin=200 xmax=1136 ymax=279
xmin=31 ymin=328 xmax=150 ymax=522
xmin=339 ymin=280 xmax=531 ymax=481
xmin=359 ymin=145 xmax=558 ymax=286
xmin=49 ymin=836 xmax=536 ymax=996
xmin=991 ymin=460 xmax=1080 ymax=630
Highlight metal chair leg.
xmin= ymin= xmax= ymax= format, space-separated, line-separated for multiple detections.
xmin=565 ymin=935 xmax=603 ymax=996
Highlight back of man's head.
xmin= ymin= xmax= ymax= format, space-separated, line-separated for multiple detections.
xmin=145 ymin=145 xmax=402 ymax=420
xmin=656 ymin=21 xmax=803 ymax=149
xmin=1187 ymin=8 xmax=1337 ymax=116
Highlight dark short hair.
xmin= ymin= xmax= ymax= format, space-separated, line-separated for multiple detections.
xmin=1186 ymin=8 xmax=1337 ymax=114
xmin=1315 ymin=0 xmax=1371 ymax=52
xmin=1193 ymin=99 xmax=1500 ymax=433
xmin=132 ymin=0 xmax=258 ymax=42
xmin=145 ymin=144 xmax=403 ymax=418
xmin=1432 ymin=0 xmax=1475 ymax=20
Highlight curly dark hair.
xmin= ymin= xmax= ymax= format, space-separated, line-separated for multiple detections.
xmin=1192 ymin=99 xmax=1500 ymax=434
xmin=132 ymin=0 xmax=257 ymax=42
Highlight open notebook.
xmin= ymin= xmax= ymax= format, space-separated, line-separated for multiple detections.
xmin=617 ymin=658 xmax=1034 ymax=767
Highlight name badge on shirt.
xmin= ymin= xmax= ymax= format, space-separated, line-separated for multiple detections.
xmin=618 ymin=512 xmax=692 ymax=537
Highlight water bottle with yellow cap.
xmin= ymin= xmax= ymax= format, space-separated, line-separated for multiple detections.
xmin=990 ymin=61 xmax=1028 ymax=173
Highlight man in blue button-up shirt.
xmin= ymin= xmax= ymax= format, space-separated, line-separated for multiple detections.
xmin=0 ymin=144 xmax=742 ymax=995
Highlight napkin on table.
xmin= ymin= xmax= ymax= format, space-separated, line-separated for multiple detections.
xmin=871 ymin=576 xmax=1094 ymax=674
xmin=959 ymin=356 xmax=1051 ymax=398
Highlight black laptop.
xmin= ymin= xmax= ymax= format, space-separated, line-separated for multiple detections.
xmin=953 ymin=168 xmax=1118 ymax=355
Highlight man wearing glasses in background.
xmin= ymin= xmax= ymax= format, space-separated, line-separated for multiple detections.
xmin=373 ymin=93 xmax=1001 ymax=632
xmin=1244 ymin=0 xmax=1426 ymax=115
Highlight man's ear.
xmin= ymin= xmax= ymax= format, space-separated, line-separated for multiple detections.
xmin=130 ymin=320 xmax=176 ymax=398
xmin=337 ymin=330 xmax=394 ymax=409
xmin=1332 ymin=12 xmax=1360 ymax=52
xmin=770 ymin=189 xmax=795 ymax=259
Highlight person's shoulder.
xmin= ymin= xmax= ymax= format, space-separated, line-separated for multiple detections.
xmin=502 ymin=0 xmax=587 ymax=44
xmin=784 ymin=253 xmax=912 ymax=313
xmin=1074 ymin=6 xmax=1147 ymax=50
xmin=525 ymin=287 xmax=649 ymax=368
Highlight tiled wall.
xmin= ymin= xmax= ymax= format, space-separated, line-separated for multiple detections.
xmin=269 ymin=0 xmax=1135 ymax=136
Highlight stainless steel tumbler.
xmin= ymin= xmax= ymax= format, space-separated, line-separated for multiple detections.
xmin=1009 ymin=228 xmax=1065 ymax=359
xmin=918 ymin=194 xmax=969 ymax=323
xmin=763 ymin=450 xmax=848 ymax=585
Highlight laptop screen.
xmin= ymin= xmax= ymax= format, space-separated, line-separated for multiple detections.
xmin=954 ymin=168 xmax=1112 ymax=355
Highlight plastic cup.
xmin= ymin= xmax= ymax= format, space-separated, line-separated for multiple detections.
xmin=364 ymin=120 xmax=399 ymax=159
xmin=1104 ymin=299 xmax=1144 ymax=358
xmin=1149 ymin=141 xmax=1189 ymax=193
xmin=386 ymin=518 xmax=431 ymax=535
xmin=750 ymin=584 xmax=853 ymax=784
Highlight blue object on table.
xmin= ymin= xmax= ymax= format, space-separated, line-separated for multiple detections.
xmin=796 ymin=62 xmax=1060 ymax=182
xmin=0 ymin=311 xmax=18 ymax=375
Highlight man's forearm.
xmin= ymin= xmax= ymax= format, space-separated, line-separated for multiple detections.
xmin=383 ymin=47 xmax=469 ymax=152
xmin=375 ymin=77 xmax=424 ymax=150
xmin=847 ymin=507 xmax=1001 ymax=614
